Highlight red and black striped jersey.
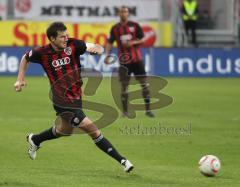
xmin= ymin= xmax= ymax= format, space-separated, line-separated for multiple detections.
xmin=25 ymin=38 xmax=86 ymax=102
xmin=108 ymin=21 xmax=144 ymax=64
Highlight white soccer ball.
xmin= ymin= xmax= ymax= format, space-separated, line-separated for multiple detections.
xmin=198 ymin=155 xmax=221 ymax=177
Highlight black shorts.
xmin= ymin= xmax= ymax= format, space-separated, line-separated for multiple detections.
xmin=53 ymin=104 xmax=86 ymax=124
xmin=119 ymin=61 xmax=146 ymax=82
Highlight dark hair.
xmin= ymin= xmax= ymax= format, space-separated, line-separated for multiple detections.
xmin=46 ymin=22 xmax=67 ymax=40
xmin=119 ymin=5 xmax=129 ymax=12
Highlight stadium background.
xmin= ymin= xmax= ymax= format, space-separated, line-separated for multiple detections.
xmin=0 ymin=0 xmax=240 ymax=186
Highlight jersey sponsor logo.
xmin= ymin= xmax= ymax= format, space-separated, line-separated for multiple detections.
xmin=64 ymin=47 xmax=72 ymax=55
xmin=52 ymin=57 xmax=71 ymax=68
xmin=120 ymin=34 xmax=132 ymax=43
xmin=129 ymin=26 xmax=135 ymax=32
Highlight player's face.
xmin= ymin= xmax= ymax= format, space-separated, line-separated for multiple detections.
xmin=51 ymin=30 xmax=68 ymax=50
xmin=119 ymin=8 xmax=129 ymax=22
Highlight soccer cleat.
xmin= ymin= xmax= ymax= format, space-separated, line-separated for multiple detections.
xmin=121 ymin=159 xmax=134 ymax=173
xmin=145 ymin=111 xmax=155 ymax=118
xmin=26 ymin=133 xmax=40 ymax=160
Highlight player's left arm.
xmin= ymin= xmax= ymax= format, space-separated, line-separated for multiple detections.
xmin=129 ymin=38 xmax=144 ymax=46
xmin=74 ymin=39 xmax=104 ymax=56
xmin=126 ymin=23 xmax=145 ymax=47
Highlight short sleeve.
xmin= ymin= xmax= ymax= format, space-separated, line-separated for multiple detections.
xmin=25 ymin=48 xmax=42 ymax=64
xmin=108 ymin=26 xmax=116 ymax=44
xmin=136 ymin=23 xmax=144 ymax=39
xmin=73 ymin=39 xmax=87 ymax=55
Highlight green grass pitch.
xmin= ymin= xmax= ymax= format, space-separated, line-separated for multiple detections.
xmin=0 ymin=77 xmax=239 ymax=187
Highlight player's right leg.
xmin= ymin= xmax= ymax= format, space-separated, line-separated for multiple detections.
xmin=26 ymin=125 xmax=62 ymax=160
xmin=79 ymin=117 xmax=134 ymax=172
xmin=121 ymin=81 xmax=130 ymax=117
xmin=118 ymin=65 xmax=131 ymax=117
xmin=27 ymin=108 xmax=75 ymax=160
xmin=27 ymin=118 xmax=73 ymax=160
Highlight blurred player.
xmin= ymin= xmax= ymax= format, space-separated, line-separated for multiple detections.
xmin=105 ymin=6 xmax=154 ymax=118
xmin=14 ymin=22 xmax=133 ymax=172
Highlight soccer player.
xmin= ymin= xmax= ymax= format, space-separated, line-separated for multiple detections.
xmin=105 ymin=6 xmax=154 ymax=118
xmin=14 ymin=22 xmax=133 ymax=172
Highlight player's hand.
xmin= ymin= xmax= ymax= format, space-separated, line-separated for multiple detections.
xmin=104 ymin=54 xmax=117 ymax=65
xmin=87 ymin=43 xmax=104 ymax=55
xmin=104 ymin=55 xmax=111 ymax=64
xmin=14 ymin=80 xmax=27 ymax=92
